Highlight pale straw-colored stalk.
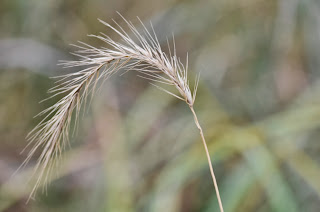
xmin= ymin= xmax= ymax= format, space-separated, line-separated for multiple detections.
xmin=23 ymin=14 xmax=224 ymax=211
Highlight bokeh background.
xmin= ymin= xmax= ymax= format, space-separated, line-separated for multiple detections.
xmin=1 ymin=0 xmax=320 ymax=211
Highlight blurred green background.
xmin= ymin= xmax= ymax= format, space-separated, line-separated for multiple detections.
xmin=1 ymin=0 xmax=320 ymax=211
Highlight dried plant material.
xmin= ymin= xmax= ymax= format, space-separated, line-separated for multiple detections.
xmin=23 ymin=14 xmax=224 ymax=212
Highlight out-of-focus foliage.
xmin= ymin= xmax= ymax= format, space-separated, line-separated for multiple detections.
xmin=1 ymin=0 xmax=320 ymax=211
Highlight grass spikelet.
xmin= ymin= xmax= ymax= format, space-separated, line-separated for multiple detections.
xmin=24 ymin=13 xmax=224 ymax=211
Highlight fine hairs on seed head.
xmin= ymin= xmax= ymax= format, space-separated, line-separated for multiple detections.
xmin=22 ymin=13 xmax=224 ymax=212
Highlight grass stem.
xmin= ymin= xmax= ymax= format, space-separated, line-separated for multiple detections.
xmin=189 ymin=106 xmax=224 ymax=212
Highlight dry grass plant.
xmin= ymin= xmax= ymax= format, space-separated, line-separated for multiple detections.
xmin=23 ymin=14 xmax=224 ymax=212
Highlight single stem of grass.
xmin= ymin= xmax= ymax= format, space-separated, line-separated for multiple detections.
xmin=189 ymin=106 xmax=224 ymax=212
xmin=24 ymin=15 xmax=224 ymax=212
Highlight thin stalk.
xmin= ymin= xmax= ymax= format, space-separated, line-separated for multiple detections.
xmin=189 ymin=106 xmax=224 ymax=212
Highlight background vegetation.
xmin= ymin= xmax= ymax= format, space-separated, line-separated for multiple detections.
xmin=1 ymin=0 xmax=320 ymax=211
